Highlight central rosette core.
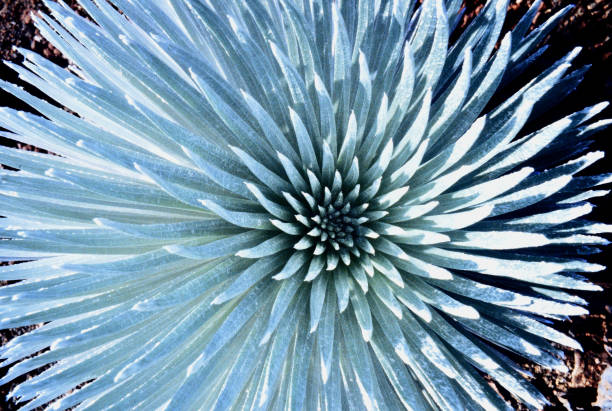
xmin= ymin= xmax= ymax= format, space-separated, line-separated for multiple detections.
xmin=284 ymin=167 xmax=379 ymax=272
xmin=310 ymin=200 xmax=360 ymax=248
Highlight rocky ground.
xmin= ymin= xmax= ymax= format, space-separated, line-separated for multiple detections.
xmin=0 ymin=0 xmax=610 ymax=409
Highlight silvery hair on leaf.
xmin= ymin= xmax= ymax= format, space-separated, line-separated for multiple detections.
xmin=0 ymin=0 xmax=610 ymax=409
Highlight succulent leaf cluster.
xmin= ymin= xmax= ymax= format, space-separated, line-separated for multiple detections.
xmin=0 ymin=0 xmax=610 ymax=410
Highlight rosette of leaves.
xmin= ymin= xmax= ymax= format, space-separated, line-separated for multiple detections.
xmin=0 ymin=0 xmax=610 ymax=409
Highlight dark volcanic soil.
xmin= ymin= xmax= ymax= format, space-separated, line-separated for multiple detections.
xmin=0 ymin=0 xmax=611 ymax=410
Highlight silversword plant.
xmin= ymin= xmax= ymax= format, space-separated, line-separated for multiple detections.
xmin=0 ymin=0 xmax=610 ymax=409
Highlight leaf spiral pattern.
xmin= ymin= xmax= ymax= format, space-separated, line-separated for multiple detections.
xmin=0 ymin=0 xmax=610 ymax=409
